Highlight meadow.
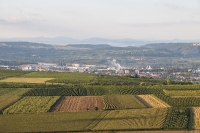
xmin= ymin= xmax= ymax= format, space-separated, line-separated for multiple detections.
xmin=0 ymin=70 xmax=200 ymax=132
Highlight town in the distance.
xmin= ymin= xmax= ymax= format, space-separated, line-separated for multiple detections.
xmin=1 ymin=41 xmax=200 ymax=83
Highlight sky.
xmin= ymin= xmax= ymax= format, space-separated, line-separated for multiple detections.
xmin=0 ymin=0 xmax=200 ymax=40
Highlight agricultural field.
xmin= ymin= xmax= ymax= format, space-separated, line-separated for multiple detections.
xmin=163 ymin=107 xmax=189 ymax=129
xmin=0 ymin=111 xmax=104 ymax=133
xmin=164 ymin=89 xmax=200 ymax=96
xmin=0 ymin=96 xmax=21 ymax=111
xmin=21 ymin=71 xmax=96 ymax=83
xmin=135 ymin=95 xmax=170 ymax=108
xmin=51 ymin=96 xmax=104 ymax=112
xmin=0 ymin=70 xmax=29 ymax=79
xmin=1 ymin=70 xmax=200 ymax=132
xmin=92 ymin=108 xmax=168 ymax=130
xmin=0 ymin=77 xmax=54 ymax=84
xmin=103 ymin=95 xmax=146 ymax=110
xmin=3 ymin=96 xmax=60 ymax=114
xmin=0 ymin=88 xmax=31 ymax=96
xmin=191 ymin=107 xmax=200 ymax=130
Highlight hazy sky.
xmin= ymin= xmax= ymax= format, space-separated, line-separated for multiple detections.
xmin=0 ymin=0 xmax=200 ymax=40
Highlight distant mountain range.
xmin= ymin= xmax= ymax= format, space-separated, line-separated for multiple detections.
xmin=0 ymin=36 xmax=199 ymax=47
xmin=0 ymin=41 xmax=200 ymax=67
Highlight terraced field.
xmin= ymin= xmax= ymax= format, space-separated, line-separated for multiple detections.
xmin=51 ymin=96 xmax=104 ymax=112
xmin=135 ymin=95 xmax=170 ymax=108
xmin=92 ymin=108 xmax=168 ymax=130
xmin=3 ymin=96 xmax=60 ymax=114
xmin=103 ymin=95 xmax=146 ymax=110
xmin=0 ymin=77 xmax=54 ymax=84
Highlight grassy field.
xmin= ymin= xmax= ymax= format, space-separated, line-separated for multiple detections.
xmin=103 ymin=95 xmax=146 ymax=110
xmin=0 ymin=111 xmax=104 ymax=133
xmin=21 ymin=71 xmax=96 ymax=83
xmin=0 ymin=88 xmax=31 ymax=96
xmin=3 ymin=96 xmax=60 ymax=114
xmin=92 ymin=108 xmax=168 ymax=130
xmin=0 ymin=96 xmax=21 ymax=111
xmin=0 ymin=77 xmax=54 ymax=84
xmin=0 ymin=108 xmax=169 ymax=132
xmin=0 ymin=70 xmax=29 ymax=79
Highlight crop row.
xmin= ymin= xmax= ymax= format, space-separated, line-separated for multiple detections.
xmin=3 ymin=96 xmax=60 ymax=114
xmin=92 ymin=108 xmax=168 ymax=130
xmin=164 ymin=89 xmax=200 ymax=96
xmin=103 ymin=95 xmax=146 ymax=110
xmin=163 ymin=107 xmax=190 ymax=129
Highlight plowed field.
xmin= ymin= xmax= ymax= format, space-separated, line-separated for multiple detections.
xmin=51 ymin=96 xmax=104 ymax=112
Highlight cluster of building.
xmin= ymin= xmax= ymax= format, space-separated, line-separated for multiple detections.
xmin=1 ymin=61 xmax=200 ymax=83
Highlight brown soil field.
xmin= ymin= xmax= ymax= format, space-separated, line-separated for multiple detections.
xmin=135 ymin=95 xmax=170 ymax=108
xmin=51 ymin=96 xmax=104 ymax=112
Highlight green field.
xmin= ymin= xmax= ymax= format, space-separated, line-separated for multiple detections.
xmin=3 ymin=96 xmax=60 ymax=114
xmin=0 ymin=111 xmax=104 ymax=132
xmin=103 ymin=95 xmax=146 ymax=110
xmin=0 ymin=70 xmax=200 ymax=132
xmin=0 ymin=70 xmax=29 ymax=79
xmin=0 ymin=88 xmax=31 ymax=96
xmin=164 ymin=89 xmax=200 ymax=96
xmin=21 ymin=71 xmax=96 ymax=83
xmin=93 ymin=108 xmax=168 ymax=130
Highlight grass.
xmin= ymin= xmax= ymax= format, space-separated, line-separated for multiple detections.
xmin=0 ymin=77 xmax=54 ymax=84
xmin=103 ymin=95 xmax=146 ymax=110
xmin=0 ymin=96 xmax=21 ymax=111
xmin=0 ymin=88 xmax=31 ymax=96
xmin=92 ymin=108 xmax=168 ymax=130
xmin=0 ymin=111 xmax=104 ymax=133
xmin=3 ymin=96 xmax=60 ymax=114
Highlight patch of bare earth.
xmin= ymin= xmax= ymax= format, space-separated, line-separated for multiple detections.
xmin=135 ymin=95 xmax=170 ymax=108
xmin=51 ymin=96 xmax=104 ymax=112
